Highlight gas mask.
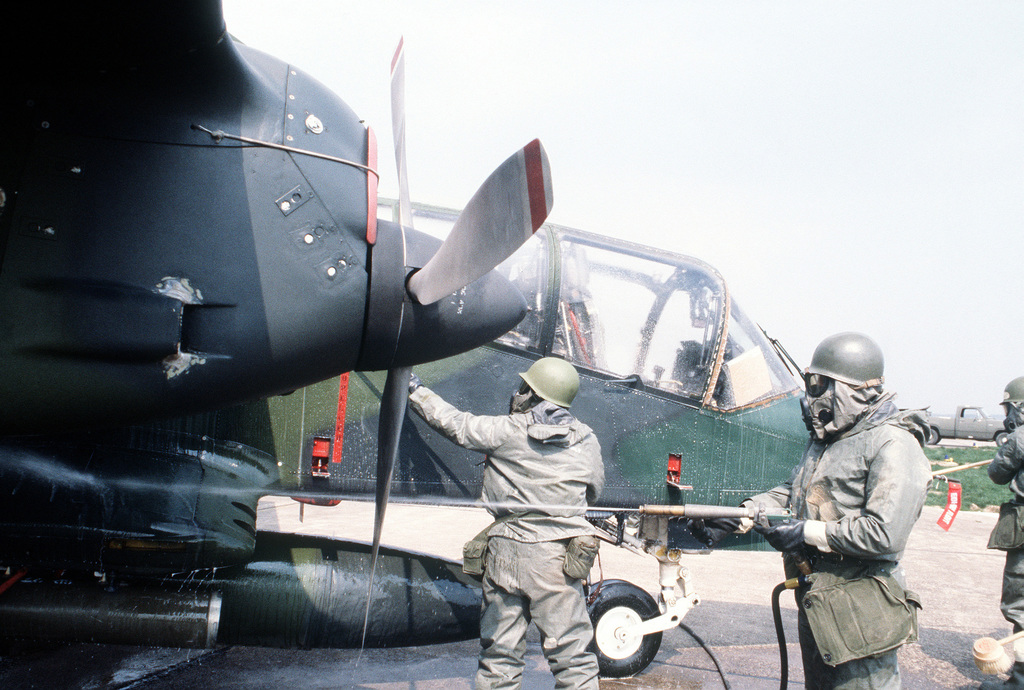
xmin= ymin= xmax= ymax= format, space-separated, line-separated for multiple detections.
xmin=509 ymin=381 xmax=537 ymax=414
xmin=1005 ymin=403 xmax=1024 ymax=432
xmin=804 ymin=374 xmax=837 ymax=440
xmin=800 ymin=396 xmax=815 ymax=434
xmin=803 ymin=374 xmax=880 ymax=441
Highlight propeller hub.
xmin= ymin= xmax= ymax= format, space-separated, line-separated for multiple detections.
xmin=356 ymin=220 xmax=527 ymax=372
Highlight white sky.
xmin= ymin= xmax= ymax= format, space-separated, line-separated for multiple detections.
xmin=223 ymin=0 xmax=1023 ymax=414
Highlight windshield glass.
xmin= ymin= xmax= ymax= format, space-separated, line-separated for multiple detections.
xmin=712 ymin=300 xmax=800 ymax=409
xmin=497 ymin=227 xmax=799 ymax=409
xmin=382 ymin=201 xmax=802 ymax=411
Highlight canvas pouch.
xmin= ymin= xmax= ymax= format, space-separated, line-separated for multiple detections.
xmin=563 ymin=535 xmax=600 ymax=579
xmin=462 ymin=527 xmax=490 ymax=578
xmin=802 ymin=570 xmax=921 ymax=666
xmin=988 ymin=502 xmax=1024 ymax=551
xmin=462 ymin=513 xmax=521 ymax=578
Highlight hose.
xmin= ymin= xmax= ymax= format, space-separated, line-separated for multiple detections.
xmin=771 ymin=581 xmax=789 ymax=690
xmin=678 ymin=575 xmax=800 ymax=690
xmin=678 ymin=622 xmax=731 ymax=689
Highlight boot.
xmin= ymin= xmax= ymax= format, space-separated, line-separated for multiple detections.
xmin=981 ymin=662 xmax=1024 ymax=689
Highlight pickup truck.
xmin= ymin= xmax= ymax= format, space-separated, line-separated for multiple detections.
xmin=926 ymin=406 xmax=1008 ymax=445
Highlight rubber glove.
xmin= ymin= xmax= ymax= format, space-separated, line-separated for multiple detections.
xmin=755 ymin=519 xmax=806 ymax=553
xmin=689 ymin=517 xmax=742 ymax=548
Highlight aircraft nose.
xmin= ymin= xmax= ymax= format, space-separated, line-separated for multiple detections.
xmin=356 ymin=221 xmax=527 ymax=371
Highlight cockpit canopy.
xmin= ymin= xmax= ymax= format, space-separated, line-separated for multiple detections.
xmin=385 ymin=202 xmax=800 ymax=411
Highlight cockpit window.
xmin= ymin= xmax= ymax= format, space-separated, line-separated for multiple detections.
xmin=637 ymin=269 xmax=723 ymax=400
xmin=495 ymin=232 xmax=549 ymax=353
xmin=710 ymin=301 xmax=799 ymax=409
xmin=499 ymin=229 xmax=727 ymax=400
xmin=384 ymin=199 xmax=803 ymax=411
xmin=496 ymin=227 xmax=799 ymax=409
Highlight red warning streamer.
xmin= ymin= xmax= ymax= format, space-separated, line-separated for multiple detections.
xmin=937 ymin=480 xmax=962 ymax=531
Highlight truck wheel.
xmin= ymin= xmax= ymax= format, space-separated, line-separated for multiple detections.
xmin=929 ymin=427 xmax=941 ymax=445
xmin=996 ymin=431 xmax=1010 ymax=446
xmin=587 ymin=579 xmax=662 ymax=678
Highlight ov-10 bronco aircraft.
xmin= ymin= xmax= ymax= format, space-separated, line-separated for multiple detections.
xmin=0 ymin=202 xmax=807 ymax=678
xmin=0 ymin=0 xmax=807 ymax=681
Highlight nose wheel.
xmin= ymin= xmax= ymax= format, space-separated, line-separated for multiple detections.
xmin=587 ymin=579 xmax=663 ymax=678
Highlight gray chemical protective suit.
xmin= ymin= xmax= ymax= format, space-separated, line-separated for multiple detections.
xmin=985 ymin=412 xmax=1024 ymax=689
xmin=752 ymin=390 xmax=932 ymax=689
xmin=409 ymin=386 xmax=604 ymax=690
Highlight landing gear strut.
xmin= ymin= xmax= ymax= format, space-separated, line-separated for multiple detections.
xmin=586 ymin=513 xmax=703 ymax=678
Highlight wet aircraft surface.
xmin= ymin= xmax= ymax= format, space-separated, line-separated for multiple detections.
xmin=0 ymin=501 xmax=1007 ymax=688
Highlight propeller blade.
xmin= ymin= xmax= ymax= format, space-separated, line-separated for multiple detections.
xmin=390 ymin=37 xmax=412 ymax=229
xmin=360 ymin=364 xmax=412 ymax=648
xmin=406 ymin=139 xmax=553 ymax=305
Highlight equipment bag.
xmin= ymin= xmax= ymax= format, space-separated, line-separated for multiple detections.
xmin=988 ymin=502 xmax=1024 ymax=551
xmin=563 ymin=535 xmax=600 ymax=579
xmin=462 ymin=526 xmax=490 ymax=578
xmin=462 ymin=513 xmax=521 ymax=578
xmin=802 ymin=570 xmax=922 ymax=666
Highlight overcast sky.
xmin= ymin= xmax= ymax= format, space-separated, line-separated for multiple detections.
xmin=223 ymin=1 xmax=1023 ymax=414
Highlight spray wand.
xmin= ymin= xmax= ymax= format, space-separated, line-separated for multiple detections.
xmin=931 ymin=458 xmax=994 ymax=477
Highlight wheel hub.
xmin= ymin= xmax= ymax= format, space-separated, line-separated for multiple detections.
xmin=594 ymin=605 xmax=644 ymax=660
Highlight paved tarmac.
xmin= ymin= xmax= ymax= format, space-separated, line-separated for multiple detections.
xmin=0 ymin=494 xmax=1011 ymax=689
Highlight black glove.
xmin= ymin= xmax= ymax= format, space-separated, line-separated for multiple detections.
xmin=754 ymin=519 xmax=806 ymax=553
xmin=408 ymin=373 xmax=422 ymax=394
xmin=689 ymin=517 xmax=742 ymax=548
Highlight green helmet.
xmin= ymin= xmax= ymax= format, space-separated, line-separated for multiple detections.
xmin=1003 ymin=377 xmax=1024 ymax=405
xmin=805 ymin=332 xmax=884 ymax=387
xmin=519 ymin=357 xmax=580 ymax=408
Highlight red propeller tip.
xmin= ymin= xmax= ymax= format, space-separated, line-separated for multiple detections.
xmin=524 ymin=139 xmax=552 ymax=232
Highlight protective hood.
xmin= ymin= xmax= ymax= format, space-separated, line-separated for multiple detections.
xmin=526 ymin=400 xmax=586 ymax=447
xmin=806 ymin=381 xmax=888 ymax=441
xmin=890 ymin=408 xmax=931 ymax=446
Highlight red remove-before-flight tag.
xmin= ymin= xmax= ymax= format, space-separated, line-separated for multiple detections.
xmin=937 ymin=481 xmax=962 ymax=531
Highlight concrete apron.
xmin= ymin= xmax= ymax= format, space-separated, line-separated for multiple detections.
xmin=0 ymin=501 xmax=1007 ymax=689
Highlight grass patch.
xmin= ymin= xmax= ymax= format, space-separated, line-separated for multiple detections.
xmin=925 ymin=445 xmax=1005 ymax=510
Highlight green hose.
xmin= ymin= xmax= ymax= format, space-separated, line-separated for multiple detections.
xmin=772 ymin=573 xmax=811 ymax=690
xmin=771 ymin=581 xmax=790 ymax=690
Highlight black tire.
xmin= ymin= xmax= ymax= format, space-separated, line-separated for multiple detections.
xmin=586 ymin=579 xmax=662 ymax=678
xmin=996 ymin=431 xmax=1010 ymax=446
xmin=929 ymin=427 xmax=941 ymax=445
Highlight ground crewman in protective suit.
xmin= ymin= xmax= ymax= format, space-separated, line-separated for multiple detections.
xmin=697 ymin=332 xmax=932 ymax=689
xmin=408 ymin=357 xmax=604 ymax=690
xmin=982 ymin=376 xmax=1024 ymax=690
